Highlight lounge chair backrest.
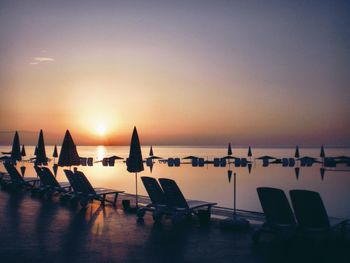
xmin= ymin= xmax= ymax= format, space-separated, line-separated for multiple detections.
xmin=257 ymin=187 xmax=296 ymax=226
xmin=234 ymin=158 xmax=241 ymax=167
xmin=74 ymin=171 xmax=96 ymax=195
xmin=4 ymin=162 xmax=23 ymax=183
xmin=159 ymin=178 xmax=189 ymax=209
xmin=240 ymin=158 xmax=247 ymax=167
xmin=198 ymin=158 xmax=205 ymax=166
xmin=41 ymin=167 xmax=60 ymax=187
xmin=87 ymin=157 xmax=93 ymax=166
xmin=64 ymin=169 xmax=83 ymax=193
xmin=288 ymin=158 xmax=295 ymax=167
xmin=290 ymin=190 xmax=330 ymax=229
xmin=141 ymin=176 xmax=167 ymax=206
xmin=34 ymin=166 xmax=52 ymax=186
xmin=192 ymin=158 xmax=198 ymax=167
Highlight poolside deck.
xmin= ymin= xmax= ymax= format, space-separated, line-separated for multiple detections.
xmin=0 ymin=188 xmax=349 ymax=263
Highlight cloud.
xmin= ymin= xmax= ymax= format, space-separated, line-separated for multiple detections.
xmin=29 ymin=56 xmax=54 ymax=65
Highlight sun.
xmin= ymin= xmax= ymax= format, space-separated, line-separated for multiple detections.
xmin=96 ymin=124 xmax=107 ymax=136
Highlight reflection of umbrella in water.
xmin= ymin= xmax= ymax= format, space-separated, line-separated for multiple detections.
xmin=126 ymin=127 xmax=144 ymax=209
xmin=294 ymin=145 xmax=300 ymax=158
xmin=58 ymin=130 xmax=80 ymax=167
xmin=227 ymin=170 xmax=232 ymax=182
xmin=320 ymin=168 xmax=325 ymax=180
xmin=221 ymin=171 xmax=250 ymax=230
xmin=35 ymin=129 xmax=48 ymax=166
xmin=294 ymin=167 xmax=300 ymax=180
xmin=247 ymin=163 xmax=252 ymax=174
xmin=53 ymin=164 xmax=58 ymax=177
xmin=21 ymin=145 xmax=26 ymax=157
xmin=11 ymin=131 xmax=22 ymax=163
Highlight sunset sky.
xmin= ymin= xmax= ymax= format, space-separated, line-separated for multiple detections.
xmin=0 ymin=0 xmax=349 ymax=146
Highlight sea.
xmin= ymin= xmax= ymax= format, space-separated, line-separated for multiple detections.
xmin=1 ymin=146 xmax=349 ymax=218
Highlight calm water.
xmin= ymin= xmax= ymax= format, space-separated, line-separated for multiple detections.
xmin=1 ymin=146 xmax=349 ymax=218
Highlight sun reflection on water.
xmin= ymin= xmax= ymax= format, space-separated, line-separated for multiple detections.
xmin=96 ymin=145 xmax=106 ymax=161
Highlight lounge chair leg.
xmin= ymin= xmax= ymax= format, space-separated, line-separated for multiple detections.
xmin=113 ymin=193 xmax=118 ymax=207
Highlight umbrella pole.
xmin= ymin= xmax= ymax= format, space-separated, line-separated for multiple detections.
xmin=233 ymin=172 xmax=236 ymax=219
xmin=135 ymin=172 xmax=138 ymax=209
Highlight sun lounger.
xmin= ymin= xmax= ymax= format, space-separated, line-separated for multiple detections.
xmin=198 ymin=158 xmax=205 ymax=167
xmin=253 ymin=187 xmax=297 ymax=243
xmin=167 ymin=158 xmax=174 ymax=167
xmin=63 ymin=169 xmax=124 ymax=207
xmin=290 ymin=190 xmax=348 ymax=239
xmin=87 ymin=157 xmax=93 ymax=166
xmin=213 ymin=158 xmax=220 ymax=167
xmin=35 ymin=166 xmax=71 ymax=195
xmin=174 ymin=158 xmax=181 ymax=167
xmin=158 ymin=178 xmax=217 ymax=222
xmin=137 ymin=176 xmax=171 ymax=221
xmin=220 ymin=158 xmax=226 ymax=167
xmin=288 ymin=158 xmax=295 ymax=167
xmin=3 ymin=162 xmax=40 ymax=188
xmin=192 ymin=158 xmax=198 ymax=167
xmin=282 ymin=158 xmax=289 ymax=167
xmin=240 ymin=158 xmax=248 ymax=167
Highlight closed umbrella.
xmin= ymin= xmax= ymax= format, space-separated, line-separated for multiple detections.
xmin=227 ymin=143 xmax=232 ymax=156
xmin=320 ymin=145 xmax=325 ymax=158
xmin=53 ymin=145 xmax=58 ymax=157
xmin=21 ymin=145 xmax=26 ymax=157
xmin=126 ymin=127 xmax=144 ymax=208
xmin=11 ymin=131 xmax=21 ymax=163
xmin=294 ymin=145 xmax=300 ymax=158
xmin=58 ymin=130 xmax=80 ymax=167
xmin=35 ymin=129 xmax=48 ymax=165
xmin=247 ymin=146 xmax=252 ymax=158
xmin=149 ymin=146 xmax=154 ymax=157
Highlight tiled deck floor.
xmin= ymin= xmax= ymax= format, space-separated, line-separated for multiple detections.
xmin=0 ymin=188 xmax=349 ymax=263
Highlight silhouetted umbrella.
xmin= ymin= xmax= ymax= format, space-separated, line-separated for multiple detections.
xmin=34 ymin=146 xmax=38 ymax=156
xmin=53 ymin=145 xmax=58 ymax=158
xmin=11 ymin=131 xmax=21 ymax=163
xmin=147 ymin=146 xmax=162 ymax=159
xmin=247 ymin=146 xmax=252 ymax=157
xmin=108 ymin=155 xmax=124 ymax=160
xmin=227 ymin=143 xmax=232 ymax=156
xmin=58 ymin=130 xmax=80 ymax=167
xmin=126 ymin=127 xmax=144 ymax=208
xmin=320 ymin=145 xmax=325 ymax=158
xmin=320 ymin=168 xmax=325 ymax=180
xmin=294 ymin=167 xmax=300 ymax=180
xmin=35 ymin=129 xmax=48 ymax=165
xmin=182 ymin=156 xmax=199 ymax=160
xmin=256 ymin=155 xmax=276 ymax=160
xmin=21 ymin=145 xmax=26 ymax=157
xmin=20 ymin=166 xmax=26 ymax=176
xmin=294 ymin=145 xmax=300 ymax=158
xmin=149 ymin=146 xmax=154 ymax=157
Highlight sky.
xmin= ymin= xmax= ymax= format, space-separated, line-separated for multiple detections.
xmin=0 ymin=0 xmax=349 ymax=146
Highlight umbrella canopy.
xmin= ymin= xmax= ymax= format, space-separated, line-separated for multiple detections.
xmin=227 ymin=143 xmax=232 ymax=156
xmin=149 ymin=155 xmax=162 ymax=160
xmin=297 ymin=156 xmax=320 ymax=163
xmin=149 ymin=146 xmax=154 ymax=157
xmin=248 ymin=146 xmax=252 ymax=157
xmin=320 ymin=145 xmax=325 ymax=158
xmin=256 ymin=155 xmax=276 ymax=160
xmin=53 ymin=145 xmax=58 ymax=158
xmin=294 ymin=145 xmax=300 ymax=158
xmin=21 ymin=145 xmax=26 ymax=157
xmin=35 ymin=129 xmax=48 ymax=165
xmin=127 ymin=127 xmax=144 ymax=173
xmin=108 ymin=155 xmax=124 ymax=160
xmin=34 ymin=146 xmax=38 ymax=156
xmin=182 ymin=156 xmax=199 ymax=160
xmin=223 ymin=155 xmax=238 ymax=160
xmin=11 ymin=131 xmax=22 ymax=162
xmin=58 ymin=130 xmax=80 ymax=167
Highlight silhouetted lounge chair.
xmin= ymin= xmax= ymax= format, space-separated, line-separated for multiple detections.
xmin=158 ymin=178 xmax=217 ymax=222
xmin=63 ymin=169 xmax=124 ymax=207
xmin=282 ymin=158 xmax=289 ymax=167
xmin=198 ymin=158 xmax=205 ymax=167
xmin=34 ymin=166 xmax=71 ymax=195
xmin=253 ymin=187 xmax=297 ymax=243
xmin=3 ymin=162 xmax=40 ymax=188
xmin=290 ymin=190 xmax=348 ymax=239
xmin=137 ymin=176 xmax=171 ymax=221
xmin=174 ymin=158 xmax=180 ymax=167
